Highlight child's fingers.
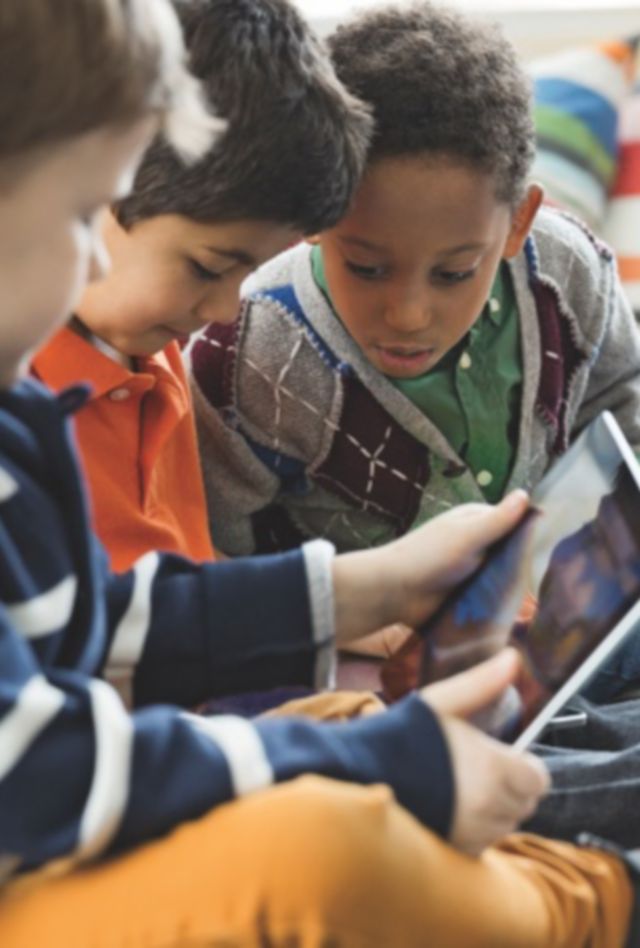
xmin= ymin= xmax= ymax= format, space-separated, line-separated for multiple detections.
xmin=456 ymin=489 xmax=530 ymax=552
xmin=442 ymin=715 xmax=550 ymax=854
xmin=342 ymin=623 xmax=413 ymax=658
xmin=505 ymin=750 xmax=551 ymax=798
xmin=420 ymin=647 xmax=521 ymax=718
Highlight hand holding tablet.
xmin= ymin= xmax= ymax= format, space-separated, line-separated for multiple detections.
xmin=386 ymin=412 xmax=640 ymax=749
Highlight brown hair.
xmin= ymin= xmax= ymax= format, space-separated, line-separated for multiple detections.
xmin=114 ymin=0 xmax=373 ymax=235
xmin=0 ymin=0 xmax=219 ymax=167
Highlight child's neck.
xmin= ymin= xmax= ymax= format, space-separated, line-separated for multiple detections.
xmin=69 ymin=316 xmax=134 ymax=370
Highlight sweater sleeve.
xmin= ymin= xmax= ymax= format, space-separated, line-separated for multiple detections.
xmin=187 ymin=314 xmax=287 ymax=557
xmin=187 ymin=283 xmax=340 ymax=559
xmin=572 ymin=244 xmax=640 ymax=450
xmin=103 ymin=539 xmax=337 ymax=708
xmin=0 ymin=601 xmax=453 ymax=875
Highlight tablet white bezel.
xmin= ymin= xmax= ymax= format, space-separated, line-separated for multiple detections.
xmin=513 ymin=411 xmax=640 ymax=749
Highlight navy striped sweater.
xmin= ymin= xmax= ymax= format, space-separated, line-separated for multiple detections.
xmin=0 ymin=379 xmax=452 ymax=879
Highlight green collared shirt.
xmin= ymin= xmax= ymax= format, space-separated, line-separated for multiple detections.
xmin=311 ymin=244 xmax=522 ymax=503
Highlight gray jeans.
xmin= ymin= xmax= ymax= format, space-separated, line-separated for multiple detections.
xmin=526 ymin=695 xmax=640 ymax=847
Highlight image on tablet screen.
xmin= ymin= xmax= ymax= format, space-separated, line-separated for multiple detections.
xmin=419 ymin=457 xmax=640 ymax=741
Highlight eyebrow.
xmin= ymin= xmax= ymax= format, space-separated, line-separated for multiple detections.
xmin=202 ymin=245 xmax=256 ymax=267
xmin=438 ymin=241 xmax=487 ymax=255
xmin=339 ymin=236 xmax=387 ymax=253
xmin=338 ymin=235 xmax=487 ymax=256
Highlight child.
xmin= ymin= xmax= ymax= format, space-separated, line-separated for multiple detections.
xmin=0 ymin=2 xmax=635 ymax=946
xmin=188 ymin=2 xmax=640 ymax=563
xmin=31 ymin=0 xmax=373 ymax=572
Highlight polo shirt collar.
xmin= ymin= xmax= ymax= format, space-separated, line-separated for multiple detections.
xmin=31 ymin=324 xmax=181 ymax=403
xmin=31 ymin=324 xmax=133 ymax=400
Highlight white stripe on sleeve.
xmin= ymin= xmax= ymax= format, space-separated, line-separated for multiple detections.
xmin=76 ymin=680 xmax=133 ymax=862
xmin=107 ymin=552 xmax=159 ymax=668
xmin=184 ymin=713 xmax=274 ymax=796
xmin=106 ymin=552 xmax=159 ymax=706
xmin=0 ymin=466 xmax=18 ymax=503
xmin=301 ymin=539 xmax=337 ymax=690
xmin=7 ymin=576 xmax=78 ymax=640
xmin=0 ymin=675 xmax=65 ymax=781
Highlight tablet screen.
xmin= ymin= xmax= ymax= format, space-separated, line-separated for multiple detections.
xmin=418 ymin=413 xmax=640 ymax=745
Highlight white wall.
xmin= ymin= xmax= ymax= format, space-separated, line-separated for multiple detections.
xmin=293 ymin=0 xmax=640 ymax=60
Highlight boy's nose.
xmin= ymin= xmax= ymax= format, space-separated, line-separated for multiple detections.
xmin=195 ymin=280 xmax=243 ymax=326
xmin=384 ymin=294 xmax=431 ymax=333
xmin=195 ymin=297 xmax=237 ymax=327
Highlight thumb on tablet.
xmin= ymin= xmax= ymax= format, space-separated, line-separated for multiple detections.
xmin=420 ymin=647 xmax=521 ymax=719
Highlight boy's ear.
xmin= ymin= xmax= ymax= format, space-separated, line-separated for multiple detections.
xmin=502 ymin=184 xmax=544 ymax=259
xmin=305 ymin=234 xmax=320 ymax=246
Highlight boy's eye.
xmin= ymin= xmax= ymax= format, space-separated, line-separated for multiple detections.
xmin=434 ymin=268 xmax=476 ymax=285
xmin=345 ymin=261 xmax=388 ymax=281
xmin=189 ymin=258 xmax=221 ymax=282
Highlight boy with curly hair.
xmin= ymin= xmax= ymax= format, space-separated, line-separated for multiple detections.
xmin=189 ymin=2 xmax=640 ymax=566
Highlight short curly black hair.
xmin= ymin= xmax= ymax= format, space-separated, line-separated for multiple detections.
xmin=327 ymin=2 xmax=535 ymax=205
xmin=115 ymin=0 xmax=373 ymax=234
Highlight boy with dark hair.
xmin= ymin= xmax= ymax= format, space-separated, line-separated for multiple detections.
xmin=115 ymin=0 xmax=371 ymax=235
xmin=32 ymin=0 xmax=372 ymax=571
xmin=188 ymin=1 xmax=640 ymax=563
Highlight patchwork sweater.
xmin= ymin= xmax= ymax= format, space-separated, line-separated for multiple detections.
xmin=188 ymin=208 xmax=640 ymax=556
xmin=0 ymin=379 xmax=452 ymax=879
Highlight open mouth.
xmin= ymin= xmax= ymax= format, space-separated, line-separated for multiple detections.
xmin=374 ymin=344 xmax=437 ymax=372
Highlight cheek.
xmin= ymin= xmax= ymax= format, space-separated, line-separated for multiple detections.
xmin=449 ymin=272 xmax=496 ymax=330
xmin=116 ymin=274 xmax=197 ymax=330
xmin=456 ymin=286 xmax=487 ymax=324
xmin=325 ymin=272 xmax=374 ymax=335
xmin=53 ymin=226 xmax=92 ymax=322
xmin=330 ymin=285 xmax=370 ymax=335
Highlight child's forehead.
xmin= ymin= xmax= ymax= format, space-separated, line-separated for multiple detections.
xmin=340 ymin=155 xmax=508 ymax=248
xmin=135 ymin=214 xmax=249 ymax=240
xmin=127 ymin=213 xmax=299 ymax=263
xmin=358 ymin=154 xmax=499 ymax=204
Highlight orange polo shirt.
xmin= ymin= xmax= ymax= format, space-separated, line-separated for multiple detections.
xmin=32 ymin=326 xmax=215 ymax=572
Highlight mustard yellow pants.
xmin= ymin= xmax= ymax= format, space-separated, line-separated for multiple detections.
xmin=0 ymin=693 xmax=632 ymax=947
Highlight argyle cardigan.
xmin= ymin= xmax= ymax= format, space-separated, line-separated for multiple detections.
xmin=189 ymin=207 xmax=640 ymax=556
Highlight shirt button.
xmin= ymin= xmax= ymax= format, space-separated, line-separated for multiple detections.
xmin=459 ymin=351 xmax=472 ymax=370
xmin=109 ymin=388 xmax=131 ymax=402
xmin=476 ymin=470 xmax=493 ymax=487
xmin=489 ymin=297 xmax=501 ymax=313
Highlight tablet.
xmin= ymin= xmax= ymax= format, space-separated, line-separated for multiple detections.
xmin=418 ymin=411 xmax=640 ymax=750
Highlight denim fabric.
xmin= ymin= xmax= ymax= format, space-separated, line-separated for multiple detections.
xmin=581 ymin=626 xmax=640 ymax=702
xmin=527 ymin=695 xmax=640 ymax=847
